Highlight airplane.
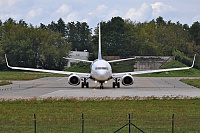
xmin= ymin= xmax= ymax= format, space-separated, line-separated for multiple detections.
xmin=5 ymin=23 xmax=196 ymax=89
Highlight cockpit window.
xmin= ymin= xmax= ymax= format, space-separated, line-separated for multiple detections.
xmin=95 ymin=67 xmax=108 ymax=70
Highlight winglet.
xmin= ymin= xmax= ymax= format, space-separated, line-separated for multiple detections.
xmin=5 ymin=54 xmax=10 ymax=68
xmin=191 ymin=54 xmax=196 ymax=68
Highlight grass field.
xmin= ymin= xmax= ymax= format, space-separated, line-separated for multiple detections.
xmin=0 ymin=71 xmax=64 ymax=80
xmin=0 ymin=71 xmax=64 ymax=86
xmin=181 ymin=78 xmax=200 ymax=88
xmin=0 ymin=98 xmax=199 ymax=132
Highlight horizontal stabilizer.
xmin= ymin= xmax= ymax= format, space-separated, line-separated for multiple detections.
xmin=63 ymin=57 xmax=93 ymax=63
xmin=108 ymin=57 xmax=135 ymax=63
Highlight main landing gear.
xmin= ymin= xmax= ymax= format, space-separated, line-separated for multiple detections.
xmin=99 ymin=78 xmax=120 ymax=89
xmin=113 ymin=78 xmax=120 ymax=88
xmin=81 ymin=78 xmax=89 ymax=88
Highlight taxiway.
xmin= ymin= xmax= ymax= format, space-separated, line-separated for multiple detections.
xmin=0 ymin=77 xmax=200 ymax=99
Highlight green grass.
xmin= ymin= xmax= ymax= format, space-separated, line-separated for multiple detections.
xmin=0 ymin=98 xmax=199 ymax=132
xmin=0 ymin=71 xmax=64 ymax=80
xmin=180 ymin=78 xmax=200 ymax=88
xmin=65 ymin=62 xmax=90 ymax=73
xmin=111 ymin=60 xmax=134 ymax=73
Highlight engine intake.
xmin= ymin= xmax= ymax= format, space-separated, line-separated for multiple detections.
xmin=68 ymin=75 xmax=80 ymax=86
xmin=122 ymin=75 xmax=134 ymax=86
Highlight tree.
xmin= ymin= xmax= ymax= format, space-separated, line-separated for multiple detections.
xmin=57 ymin=18 xmax=66 ymax=37
xmin=66 ymin=21 xmax=92 ymax=52
xmin=156 ymin=16 xmax=166 ymax=25
xmin=94 ymin=17 xmax=132 ymax=57
xmin=0 ymin=18 xmax=71 ymax=70
xmin=0 ymin=17 xmax=199 ymax=70
xmin=189 ymin=21 xmax=200 ymax=45
xmin=47 ymin=18 xmax=66 ymax=37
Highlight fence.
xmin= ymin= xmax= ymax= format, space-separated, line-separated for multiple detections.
xmin=1 ymin=113 xmax=199 ymax=133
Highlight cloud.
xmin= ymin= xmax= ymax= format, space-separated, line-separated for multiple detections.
xmin=125 ymin=3 xmax=152 ymax=21
xmin=0 ymin=0 xmax=16 ymax=8
xmin=0 ymin=0 xmax=20 ymax=14
xmin=107 ymin=9 xmax=121 ymax=19
xmin=96 ymin=4 xmax=108 ymax=14
xmin=56 ymin=4 xmax=70 ymax=14
xmin=26 ymin=8 xmax=43 ymax=20
xmin=151 ymin=2 xmax=176 ymax=17
xmin=88 ymin=3 xmax=154 ymax=27
xmin=0 ymin=13 xmax=22 ymax=21
xmin=0 ymin=0 xmax=198 ymax=28
xmin=0 ymin=0 xmax=22 ymax=21
xmin=66 ymin=12 xmax=79 ymax=22
xmin=193 ymin=15 xmax=200 ymax=23
xmin=87 ymin=4 xmax=109 ymax=23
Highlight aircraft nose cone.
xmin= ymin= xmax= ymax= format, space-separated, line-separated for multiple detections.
xmin=98 ymin=70 xmax=108 ymax=80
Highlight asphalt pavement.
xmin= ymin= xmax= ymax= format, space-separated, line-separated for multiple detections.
xmin=0 ymin=77 xmax=200 ymax=100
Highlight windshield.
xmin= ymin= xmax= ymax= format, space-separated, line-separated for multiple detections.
xmin=95 ymin=67 xmax=108 ymax=70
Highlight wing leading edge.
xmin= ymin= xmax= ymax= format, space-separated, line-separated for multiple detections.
xmin=5 ymin=55 xmax=90 ymax=77
xmin=112 ymin=55 xmax=196 ymax=78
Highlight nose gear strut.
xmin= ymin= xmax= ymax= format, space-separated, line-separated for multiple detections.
xmin=100 ymin=83 xmax=104 ymax=89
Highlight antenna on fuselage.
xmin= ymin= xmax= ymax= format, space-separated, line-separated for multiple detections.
xmin=98 ymin=22 xmax=102 ymax=60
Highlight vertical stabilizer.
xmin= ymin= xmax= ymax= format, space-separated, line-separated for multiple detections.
xmin=98 ymin=23 xmax=102 ymax=60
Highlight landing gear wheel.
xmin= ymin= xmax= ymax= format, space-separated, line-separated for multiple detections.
xmin=113 ymin=82 xmax=116 ymax=88
xmin=81 ymin=82 xmax=84 ymax=88
xmin=117 ymin=82 xmax=120 ymax=88
xmin=113 ymin=78 xmax=120 ymax=88
xmin=81 ymin=78 xmax=89 ymax=88
xmin=100 ymin=83 xmax=104 ymax=89
xmin=86 ymin=82 xmax=89 ymax=88
xmin=81 ymin=82 xmax=89 ymax=88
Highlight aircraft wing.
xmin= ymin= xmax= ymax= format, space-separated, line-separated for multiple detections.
xmin=5 ymin=55 xmax=90 ymax=78
xmin=63 ymin=57 xmax=93 ymax=63
xmin=112 ymin=55 xmax=196 ymax=78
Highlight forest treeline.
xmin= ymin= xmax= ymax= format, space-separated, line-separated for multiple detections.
xmin=0 ymin=16 xmax=200 ymax=70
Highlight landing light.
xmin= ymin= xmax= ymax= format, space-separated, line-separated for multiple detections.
xmin=95 ymin=81 xmax=97 ymax=83
xmin=105 ymin=81 xmax=108 ymax=84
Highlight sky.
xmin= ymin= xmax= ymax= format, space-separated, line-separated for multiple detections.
xmin=0 ymin=0 xmax=200 ymax=29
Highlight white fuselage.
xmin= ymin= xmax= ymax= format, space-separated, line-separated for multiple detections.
xmin=91 ymin=59 xmax=112 ymax=82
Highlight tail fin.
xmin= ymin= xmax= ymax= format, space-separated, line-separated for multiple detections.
xmin=98 ymin=23 xmax=102 ymax=60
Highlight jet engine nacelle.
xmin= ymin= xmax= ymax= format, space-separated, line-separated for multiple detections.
xmin=68 ymin=75 xmax=81 ymax=86
xmin=121 ymin=75 xmax=134 ymax=86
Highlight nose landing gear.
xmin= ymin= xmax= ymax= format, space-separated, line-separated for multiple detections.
xmin=100 ymin=83 xmax=104 ymax=89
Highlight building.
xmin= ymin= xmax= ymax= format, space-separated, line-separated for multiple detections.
xmin=134 ymin=56 xmax=174 ymax=71
xmin=67 ymin=51 xmax=89 ymax=67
